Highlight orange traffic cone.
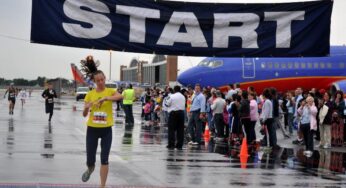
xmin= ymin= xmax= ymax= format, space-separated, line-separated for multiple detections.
xmin=239 ymin=137 xmax=249 ymax=157
xmin=204 ymin=123 xmax=210 ymax=142
xmin=240 ymin=154 xmax=248 ymax=169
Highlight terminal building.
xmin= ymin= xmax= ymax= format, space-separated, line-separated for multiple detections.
xmin=120 ymin=55 xmax=178 ymax=87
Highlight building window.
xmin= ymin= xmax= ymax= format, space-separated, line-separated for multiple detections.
xmin=327 ymin=63 xmax=332 ymax=68
xmin=281 ymin=63 xmax=287 ymax=69
xmin=314 ymin=62 xmax=319 ymax=69
xmin=301 ymin=63 xmax=306 ymax=69
xmin=294 ymin=62 xmax=299 ymax=69
xmin=339 ymin=62 xmax=345 ymax=69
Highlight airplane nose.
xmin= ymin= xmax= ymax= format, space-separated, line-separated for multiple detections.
xmin=177 ymin=70 xmax=192 ymax=86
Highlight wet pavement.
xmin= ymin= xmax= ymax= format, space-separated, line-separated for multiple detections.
xmin=0 ymin=90 xmax=346 ymax=187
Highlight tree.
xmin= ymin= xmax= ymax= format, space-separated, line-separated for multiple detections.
xmin=0 ymin=78 xmax=4 ymax=85
xmin=13 ymin=78 xmax=29 ymax=86
xmin=36 ymin=76 xmax=46 ymax=87
xmin=28 ymin=80 xmax=37 ymax=86
xmin=0 ymin=78 xmax=12 ymax=86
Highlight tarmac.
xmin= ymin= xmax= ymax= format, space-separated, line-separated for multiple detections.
xmin=0 ymin=90 xmax=346 ymax=187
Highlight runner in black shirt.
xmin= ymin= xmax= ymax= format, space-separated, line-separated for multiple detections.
xmin=42 ymin=82 xmax=57 ymax=122
xmin=4 ymin=83 xmax=17 ymax=115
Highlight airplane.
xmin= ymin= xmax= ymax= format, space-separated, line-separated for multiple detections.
xmin=177 ymin=46 xmax=346 ymax=96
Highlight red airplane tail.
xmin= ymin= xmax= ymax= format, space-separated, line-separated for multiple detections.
xmin=70 ymin=63 xmax=86 ymax=84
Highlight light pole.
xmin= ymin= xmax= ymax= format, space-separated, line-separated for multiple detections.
xmin=109 ymin=50 xmax=112 ymax=80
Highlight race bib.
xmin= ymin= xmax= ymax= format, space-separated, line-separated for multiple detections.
xmin=48 ymin=98 xmax=54 ymax=103
xmin=9 ymin=93 xmax=15 ymax=98
xmin=344 ymin=109 xmax=346 ymax=116
xmin=92 ymin=112 xmax=107 ymax=124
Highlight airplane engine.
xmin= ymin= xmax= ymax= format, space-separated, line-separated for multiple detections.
xmin=331 ymin=80 xmax=346 ymax=98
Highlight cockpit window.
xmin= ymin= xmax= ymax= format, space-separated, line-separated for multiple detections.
xmin=198 ymin=60 xmax=223 ymax=68
xmin=198 ymin=60 xmax=209 ymax=66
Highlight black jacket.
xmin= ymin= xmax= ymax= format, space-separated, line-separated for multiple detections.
xmin=42 ymin=89 xmax=57 ymax=104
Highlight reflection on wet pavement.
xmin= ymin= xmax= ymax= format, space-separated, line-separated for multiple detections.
xmin=41 ymin=123 xmax=54 ymax=158
xmin=0 ymin=91 xmax=346 ymax=187
xmin=7 ymin=118 xmax=14 ymax=156
xmin=206 ymin=138 xmax=346 ymax=182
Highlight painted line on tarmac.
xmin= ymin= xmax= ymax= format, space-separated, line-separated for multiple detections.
xmin=0 ymin=183 xmax=168 ymax=188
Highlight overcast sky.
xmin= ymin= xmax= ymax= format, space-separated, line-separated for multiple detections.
xmin=0 ymin=0 xmax=345 ymax=81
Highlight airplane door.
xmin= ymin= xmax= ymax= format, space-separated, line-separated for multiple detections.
xmin=242 ymin=58 xmax=255 ymax=78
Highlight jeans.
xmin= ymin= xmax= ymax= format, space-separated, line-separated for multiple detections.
xmin=164 ymin=111 xmax=169 ymax=124
xmin=188 ymin=110 xmax=202 ymax=143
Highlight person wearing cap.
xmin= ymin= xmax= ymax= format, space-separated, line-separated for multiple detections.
xmin=42 ymin=82 xmax=57 ymax=122
xmin=4 ymin=83 xmax=17 ymax=115
xmin=211 ymin=90 xmax=226 ymax=140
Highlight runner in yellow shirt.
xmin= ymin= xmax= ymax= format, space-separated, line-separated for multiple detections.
xmin=80 ymin=56 xmax=122 ymax=187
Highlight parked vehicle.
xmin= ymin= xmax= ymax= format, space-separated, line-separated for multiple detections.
xmin=76 ymin=87 xmax=89 ymax=101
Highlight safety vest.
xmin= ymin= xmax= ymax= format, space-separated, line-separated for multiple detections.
xmin=122 ymin=88 xmax=135 ymax=105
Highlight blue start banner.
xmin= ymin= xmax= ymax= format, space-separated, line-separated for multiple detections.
xmin=31 ymin=0 xmax=333 ymax=57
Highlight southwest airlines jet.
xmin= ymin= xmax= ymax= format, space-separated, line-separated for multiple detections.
xmin=178 ymin=46 xmax=346 ymax=94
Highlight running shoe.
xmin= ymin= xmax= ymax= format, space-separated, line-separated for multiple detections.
xmin=82 ymin=166 xmax=94 ymax=182
xmin=304 ymin=150 xmax=313 ymax=157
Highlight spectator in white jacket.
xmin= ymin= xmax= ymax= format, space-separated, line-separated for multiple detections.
xmin=297 ymin=96 xmax=317 ymax=157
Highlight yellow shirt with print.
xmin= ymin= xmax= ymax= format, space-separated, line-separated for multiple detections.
xmin=84 ymin=88 xmax=115 ymax=128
